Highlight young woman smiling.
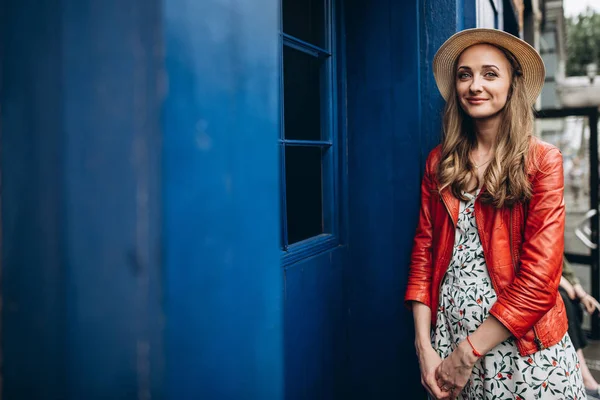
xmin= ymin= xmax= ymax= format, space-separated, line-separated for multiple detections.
xmin=405 ymin=29 xmax=586 ymax=400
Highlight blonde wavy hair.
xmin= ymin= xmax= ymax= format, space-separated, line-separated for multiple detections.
xmin=437 ymin=45 xmax=534 ymax=208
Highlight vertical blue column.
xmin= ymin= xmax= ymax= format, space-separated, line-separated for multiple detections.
xmin=3 ymin=0 xmax=165 ymax=398
xmin=61 ymin=0 xmax=165 ymax=398
xmin=162 ymin=1 xmax=283 ymax=399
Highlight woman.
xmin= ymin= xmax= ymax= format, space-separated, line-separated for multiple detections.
xmin=404 ymin=28 xmax=586 ymax=400
xmin=560 ymin=256 xmax=600 ymax=399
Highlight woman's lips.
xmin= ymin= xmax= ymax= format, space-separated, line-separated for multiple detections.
xmin=467 ymin=98 xmax=488 ymax=105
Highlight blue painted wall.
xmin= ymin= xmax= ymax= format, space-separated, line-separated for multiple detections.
xmin=62 ymin=0 xmax=165 ymax=398
xmin=1 ymin=0 xmax=468 ymax=398
xmin=458 ymin=0 xmax=478 ymax=30
xmin=2 ymin=0 xmax=165 ymax=398
xmin=162 ymin=1 xmax=283 ymax=399
xmin=419 ymin=0 xmax=462 ymax=158
xmin=1 ymin=0 xmax=66 ymax=397
xmin=344 ymin=0 xmax=422 ymax=397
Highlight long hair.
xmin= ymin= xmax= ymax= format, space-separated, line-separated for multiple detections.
xmin=436 ymin=45 xmax=534 ymax=208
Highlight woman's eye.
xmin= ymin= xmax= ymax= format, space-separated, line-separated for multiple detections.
xmin=458 ymin=73 xmax=471 ymax=79
xmin=485 ymin=71 xmax=498 ymax=77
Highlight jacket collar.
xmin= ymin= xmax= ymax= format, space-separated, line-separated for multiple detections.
xmin=439 ymin=186 xmax=459 ymax=226
xmin=439 ymin=185 xmax=487 ymax=226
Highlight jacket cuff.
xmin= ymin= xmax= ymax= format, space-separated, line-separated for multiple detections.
xmin=404 ymin=292 xmax=431 ymax=311
xmin=489 ymin=301 xmax=530 ymax=339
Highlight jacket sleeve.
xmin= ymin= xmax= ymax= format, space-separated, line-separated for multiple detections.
xmin=489 ymin=147 xmax=565 ymax=339
xmin=404 ymin=151 xmax=436 ymax=309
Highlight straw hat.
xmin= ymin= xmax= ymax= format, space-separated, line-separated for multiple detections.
xmin=433 ymin=28 xmax=545 ymax=105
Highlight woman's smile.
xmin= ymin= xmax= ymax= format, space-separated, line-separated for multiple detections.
xmin=466 ymin=97 xmax=488 ymax=105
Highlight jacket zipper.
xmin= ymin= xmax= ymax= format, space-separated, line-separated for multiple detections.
xmin=509 ymin=208 xmax=517 ymax=275
xmin=532 ymin=328 xmax=545 ymax=350
xmin=510 ymin=207 xmax=545 ymax=350
xmin=439 ymin=192 xmax=457 ymax=226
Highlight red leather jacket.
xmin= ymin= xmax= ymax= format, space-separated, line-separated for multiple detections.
xmin=405 ymin=137 xmax=567 ymax=356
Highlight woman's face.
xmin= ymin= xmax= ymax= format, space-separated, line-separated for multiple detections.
xmin=455 ymin=44 xmax=513 ymax=120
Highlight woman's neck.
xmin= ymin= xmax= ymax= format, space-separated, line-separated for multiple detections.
xmin=473 ymin=115 xmax=501 ymax=153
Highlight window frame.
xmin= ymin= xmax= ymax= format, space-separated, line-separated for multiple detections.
xmin=278 ymin=0 xmax=345 ymax=266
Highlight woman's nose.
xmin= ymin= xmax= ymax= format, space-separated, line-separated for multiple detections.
xmin=469 ymin=76 xmax=483 ymax=93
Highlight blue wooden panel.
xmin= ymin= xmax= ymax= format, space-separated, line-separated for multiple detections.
xmin=419 ymin=0 xmax=460 ymax=158
xmin=461 ymin=0 xmax=478 ymax=29
xmin=61 ymin=0 xmax=164 ymax=398
xmin=1 ymin=0 xmax=67 ymax=398
xmin=162 ymin=1 xmax=283 ymax=399
xmin=284 ymin=251 xmax=346 ymax=400
xmin=345 ymin=0 xmax=424 ymax=397
xmin=3 ymin=0 xmax=165 ymax=398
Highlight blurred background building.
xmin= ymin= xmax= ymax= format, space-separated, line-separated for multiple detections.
xmin=534 ymin=0 xmax=600 ymax=342
xmin=0 ymin=0 xmax=598 ymax=399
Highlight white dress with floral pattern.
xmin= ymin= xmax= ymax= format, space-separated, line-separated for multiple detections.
xmin=432 ymin=191 xmax=586 ymax=400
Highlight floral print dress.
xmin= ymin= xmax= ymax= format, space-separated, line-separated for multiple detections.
xmin=433 ymin=191 xmax=586 ymax=400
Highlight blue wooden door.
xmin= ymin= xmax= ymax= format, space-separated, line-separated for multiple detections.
xmin=278 ymin=1 xmax=349 ymax=398
xmin=280 ymin=0 xmax=446 ymax=398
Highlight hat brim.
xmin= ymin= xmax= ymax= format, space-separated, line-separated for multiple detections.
xmin=433 ymin=28 xmax=545 ymax=106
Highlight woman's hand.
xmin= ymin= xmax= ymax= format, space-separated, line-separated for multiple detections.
xmin=412 ymin=302 xmax=449 ymax=398
xmin=418 ymin=345 xmax=452 ymax=400
xmin=573 ymin=284 xmax=600 ymax=314
xmin=560 ymin=276 xmax=577 ymax=300
xmin=580 ymin=293 xmax=600 ymax=315
xmin=435 ymin=341 xmax=478 ymax=398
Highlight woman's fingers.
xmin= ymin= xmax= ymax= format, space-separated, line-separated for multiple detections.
xmin=422 ymin=374 xmax=440 ymax=398
xmin=421 ymin=376 xmax=439 ymax=400
xmin=586 ymin=300 xmax=596 ymax=314
xmin=433 ymin=366 xmax=458 ymax=399
xmin=591 ymin=296 xmax=600 ymax=312
xmin=582 ymin=295 xmax=598 ymax=314
xmin=428 ymin=373 xmax=451 ymax=399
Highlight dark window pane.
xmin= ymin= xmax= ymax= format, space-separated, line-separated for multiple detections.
xmin=282 ymin=0 xmax=325 ymax=48
xmin=285 ymin=146 xmax=324 ymax=244
xmin=283 ymin=46 xmax=322 ymax=141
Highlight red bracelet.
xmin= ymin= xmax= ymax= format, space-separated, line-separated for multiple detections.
xmin=467 ymin=336 xmax=484 ymax=358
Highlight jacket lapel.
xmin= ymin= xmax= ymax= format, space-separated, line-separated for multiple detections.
xmin=439 ymin=186 xmax=459 ymax=226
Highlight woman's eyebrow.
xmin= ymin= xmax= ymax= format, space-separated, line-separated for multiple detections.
xmin=457 ymin=64 xmax=500 ymax=71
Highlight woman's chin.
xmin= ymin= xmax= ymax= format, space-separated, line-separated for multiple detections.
xmin=464 ymin=108 xmax=497 ymax=120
